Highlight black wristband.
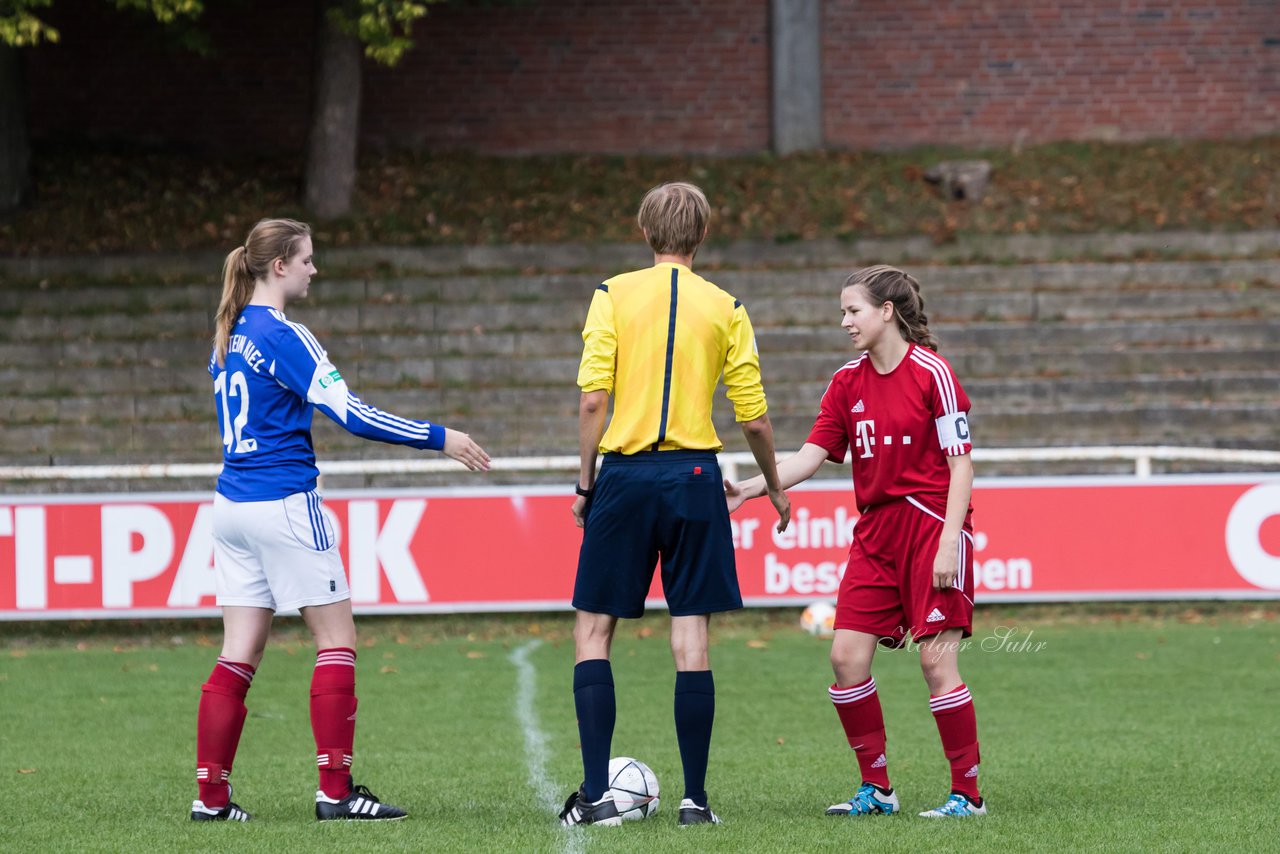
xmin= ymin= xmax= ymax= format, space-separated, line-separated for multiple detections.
xmin=575 ymin=484 xmax=594 ymax=497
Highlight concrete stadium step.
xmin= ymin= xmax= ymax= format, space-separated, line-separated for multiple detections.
xmin=972 ymin=403 xmax=1280 ymax=446
xmin=722 ymin=259 xmax=1280 ymax=299
xmin=5 ymin=258 xmax=1276 ymax=343
xmin=3 ymin=254 xmax=1275 ymax=312
xmin=746 ymin=282 xmax=1278 ymax=327
xmin=3 ymin=270 xmax=1275 ymax=356
xmin=760 ymin=343 xmax=1280 ymax=383
xmin=4 ymin=255 xmax=1280 ymax=472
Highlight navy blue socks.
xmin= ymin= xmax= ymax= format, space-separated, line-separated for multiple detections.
xmin=674 ymin=669 xmax=715 ymax=808
xmin=573 ymin=659 xmax=616 ymax=801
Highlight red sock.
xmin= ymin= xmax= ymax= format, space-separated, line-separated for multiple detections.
xmin=311 ymin=647 xmax=358 ymax=800
xmin=930 ymin=683 xmax=981 ymax=801
xmin=196 ymin=658 xmax=255 ymax=808
xmin=829 ymin=678 xmax=890 ymax=790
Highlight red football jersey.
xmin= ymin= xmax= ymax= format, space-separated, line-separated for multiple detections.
xmin=806 ymin=344 xmax=972 ymax=518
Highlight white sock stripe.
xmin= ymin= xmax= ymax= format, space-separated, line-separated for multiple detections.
xmin=829 ymin=678 xmax=875 ymax=692
xmin=830 ymin=689 xmax=876 ymax=704
xmin=930 ymin=690 xmax=973 ymax=712
xmin=195 ymin=769 xmax=230 ymax=781
xmin=931 ymin=688 xmax=971 ymax=703
xmin=829 ymin=678 xmax=877 ymax=703
xmin=933 ymin=684 xmax=969 ymax=700
xmin=315 ymin=649 xmax=356 ymax=659
xmin=931 ymin=701 xmax=972 ymax=714
xmin=316 ymin=754 xmax=354 ymax=764
xmin=215 ymin=659 xmax=255 ymax=683
xmin=315 ymin=653 xmax=356 ymax=667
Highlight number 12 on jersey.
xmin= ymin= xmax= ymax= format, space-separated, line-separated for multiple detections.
xmin=214 ymin=371 xmax=259 ymax=454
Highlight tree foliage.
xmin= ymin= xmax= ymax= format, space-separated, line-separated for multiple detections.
xmin=0 ymin=0 xmax=435 ymax=65
xmin=0 ymin=1 xmax=206 ymax=47
xmin=0 ymin=0 xmax=59 ymax=46
xmin=328 ymin=0 xmax=435 ymax=66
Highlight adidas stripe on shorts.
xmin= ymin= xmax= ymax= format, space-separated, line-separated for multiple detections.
xmin=212 ymin=491 xmax=350 ymax=612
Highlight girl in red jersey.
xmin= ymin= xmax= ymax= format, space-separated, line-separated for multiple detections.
xmin=727 ymin=265 xmax=984 ymax=818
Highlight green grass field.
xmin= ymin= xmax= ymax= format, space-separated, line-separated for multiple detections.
xmin=2 ymin=605 xmax=1277 ymax=852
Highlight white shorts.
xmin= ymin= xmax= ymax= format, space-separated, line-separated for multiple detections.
xmin=212 ymin=491 xmax=350 ymax=612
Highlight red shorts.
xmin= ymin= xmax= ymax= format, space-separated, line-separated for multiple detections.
xmin=834 ymin=497 xmax=974 ymax=646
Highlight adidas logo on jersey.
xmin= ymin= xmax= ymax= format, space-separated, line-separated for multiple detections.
xmin=851 ymin=399 xmax=865 ymax=413
xmin=926 ymin=608 xmax=946 ymax=623
xmin=871 ymin=753 xmax=888 ymax=769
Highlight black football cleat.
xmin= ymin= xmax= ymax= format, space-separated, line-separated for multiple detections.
xmin=559 ymin=786 xmax=622 ymax=827
xmin=191 ymin=784 xmax=251 ymax=822
xmin=678 ymin=797 xmax=722 ymax=826
xmin=316 ymin=780 xmax=408 ymax=821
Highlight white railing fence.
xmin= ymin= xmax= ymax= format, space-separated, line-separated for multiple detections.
xmin=2 ymin=445 xmax=1279 ymax=485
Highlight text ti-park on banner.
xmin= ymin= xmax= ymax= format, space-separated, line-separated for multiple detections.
xmin=3 ymin=475 xmax=1280 ymax=619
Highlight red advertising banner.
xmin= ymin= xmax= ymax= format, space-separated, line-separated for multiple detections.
xmin=2 ymin=475 xmax=1279 ymax=620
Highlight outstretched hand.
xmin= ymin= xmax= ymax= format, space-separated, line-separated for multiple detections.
xmin=726 ymin=478 xmax=791 ymax=532
xmin=442 ymin=429 xmax=491 ymax=472
xmin=723 ymin=479 xmax=747 ymax=515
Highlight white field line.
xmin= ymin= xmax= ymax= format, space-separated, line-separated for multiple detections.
xmin=510 ymin=640 xmax=586 ymax=854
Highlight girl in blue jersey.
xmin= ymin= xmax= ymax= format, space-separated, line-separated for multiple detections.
xmin=192 ymin=218 xmax=489 ymax=823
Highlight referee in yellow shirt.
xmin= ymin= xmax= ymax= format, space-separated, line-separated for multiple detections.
xmin=559 ymin=182 xmax=791 ymax=828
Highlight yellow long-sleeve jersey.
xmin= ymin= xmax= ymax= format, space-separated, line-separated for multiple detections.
xmin=577 ymin=262 xmax=767 ymax=454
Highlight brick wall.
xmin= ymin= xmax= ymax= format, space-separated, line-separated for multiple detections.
xmin=822 ymin=0 xmax=1280 ymax=148
xmin=25 ymin=0 xmax=770 ymax=155
xmin=361 ymin=0 xmax=771 ymax=153
xmin=23 ymin=0 xmax=1279 ymax=154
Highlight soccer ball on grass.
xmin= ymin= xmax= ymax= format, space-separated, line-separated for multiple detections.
xmin=608 ymin=756 xmax=659 ymax=820
xmin=800 ymin=600 xmax=837 ymax=637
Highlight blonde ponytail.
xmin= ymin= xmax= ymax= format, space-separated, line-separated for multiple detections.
xmin=213 ymin=246 xmax=254 ymax=366
xmin=212 ymin=218 xmax=312 ymax=366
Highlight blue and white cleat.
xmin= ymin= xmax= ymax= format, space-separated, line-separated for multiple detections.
xmin=825 ymin=783 xmax=899 ymax=816
xmin=918 ymin=793 xmax=987 ymax=817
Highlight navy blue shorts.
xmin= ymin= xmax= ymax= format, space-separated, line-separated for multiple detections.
xmin=573 ymin=450 xmax=741 ymax=618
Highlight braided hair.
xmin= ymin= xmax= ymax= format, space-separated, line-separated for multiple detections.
xmin=843 ymin=264 xmax=939 ymax=352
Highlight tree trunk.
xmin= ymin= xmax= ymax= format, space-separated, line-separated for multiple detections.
xmin=0 ymin=43 xmax=32 ymax=215
xmin=303 ymin=5 xmax=363 ymax=220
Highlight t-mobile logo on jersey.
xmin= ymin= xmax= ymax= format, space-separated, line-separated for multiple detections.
xmin=853 ymin=419 xmax=912 ymax=459
xmin=853 ymin=419 xmax=876 ymax=458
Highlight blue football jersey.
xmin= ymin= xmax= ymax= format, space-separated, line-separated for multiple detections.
xmin=210 ymin=305 xmax=445 ymax=501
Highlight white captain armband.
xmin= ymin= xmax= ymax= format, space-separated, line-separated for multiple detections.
xmin=935 ymin=411 xmax=971 ymax=449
